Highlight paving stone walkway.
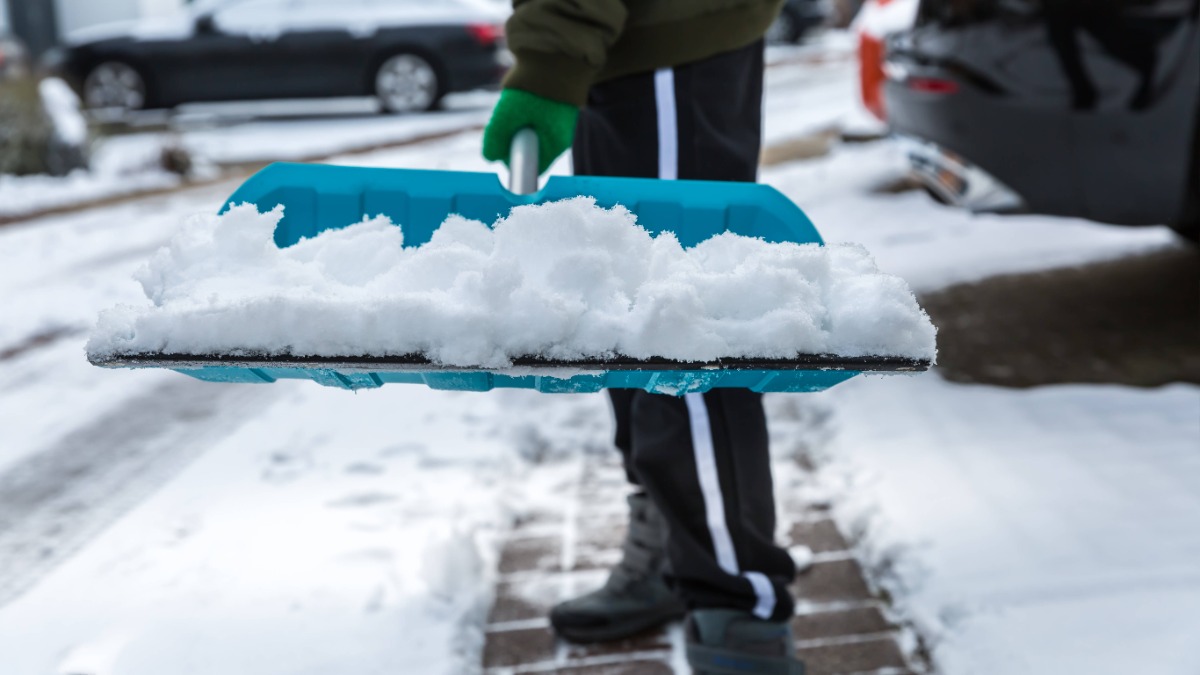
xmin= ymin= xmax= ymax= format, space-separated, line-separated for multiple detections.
xmin=482 ymin=447 xmax=921 ymax=675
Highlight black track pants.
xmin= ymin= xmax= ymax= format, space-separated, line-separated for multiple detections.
xmin=572 ymin=41 xmax=797 ymax=622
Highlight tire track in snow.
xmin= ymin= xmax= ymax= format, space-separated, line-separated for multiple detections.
xmin=0 ymin=327 xmax=85 ymax=362
xmin=0 ymin=378 xmax=278 ymax=608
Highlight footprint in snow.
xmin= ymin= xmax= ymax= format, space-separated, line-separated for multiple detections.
xmin=344 ymin=461 xmax=386 ymax=476
xmin=379 ymin=442 xmax=424 ymax=459
xmin=326 ymin=492 xmax=399 ymax=508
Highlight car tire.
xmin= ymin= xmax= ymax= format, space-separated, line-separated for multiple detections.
xmin=374 ymin=52 xmax=442 ymax=114
xmin=83 ymin=61 xmax=147 ymax=113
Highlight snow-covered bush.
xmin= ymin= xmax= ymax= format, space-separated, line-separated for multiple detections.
xmin=0 ymin=74 xmax=88 ymax=176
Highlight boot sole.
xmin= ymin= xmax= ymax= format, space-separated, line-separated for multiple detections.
xmin=551 ymin=605 xmax=687 ymax=644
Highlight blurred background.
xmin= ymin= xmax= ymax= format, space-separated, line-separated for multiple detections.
xmin=0 ymin=1 xmax=1197 ymax=674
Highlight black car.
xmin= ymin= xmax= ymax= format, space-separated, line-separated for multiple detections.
xmin=767 ymin=0 xmax=830 ymax=43
xmin=883 ymin=0 xmax=1199 ymax=239
xmin=52 ymin=0 xmax=507 ymax=114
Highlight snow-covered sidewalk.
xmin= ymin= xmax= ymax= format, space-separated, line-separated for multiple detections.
xmin=479 ymin=401 xmax=922 ymax=674
xmin=812 ymin=375 xmax=1200 ymax=674
xmin=0 ymin=381 xmax=551 ymax=675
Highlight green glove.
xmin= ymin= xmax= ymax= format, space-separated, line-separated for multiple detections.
xmin=482 ymin=88 xmax=579 ymax=175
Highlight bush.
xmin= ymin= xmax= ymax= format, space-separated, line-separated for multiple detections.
xmin=0 ymin=76 xmax=56 ymax=175
xmin=0 ymin=75 xmax=89 ymax=176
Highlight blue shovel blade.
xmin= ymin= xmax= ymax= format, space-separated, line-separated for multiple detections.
xmin=92 ymin=162 xmax=924 ymax=394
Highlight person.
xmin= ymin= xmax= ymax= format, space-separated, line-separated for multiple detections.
xmin=482 ymin=2 xmax=804 ymax=672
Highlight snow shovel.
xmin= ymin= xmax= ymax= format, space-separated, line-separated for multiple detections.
xmin=90 ymin=130 xmax=931 ymax=394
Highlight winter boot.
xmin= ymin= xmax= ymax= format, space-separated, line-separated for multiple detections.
xmin=686 ymin=609 xmax=806 ymax=674
xmin=549 ymin=491 xmax=686 ymax=643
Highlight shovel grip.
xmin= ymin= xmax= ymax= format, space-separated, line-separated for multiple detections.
xmin=509 ymin=127 xmax=539 ymax=195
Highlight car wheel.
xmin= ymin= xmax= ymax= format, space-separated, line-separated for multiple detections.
xmin=375 ymin=53 xmax=441 ymax=114
xmin=83 ymin=61 xmax=146 ymax=112
xmin=766 ymin=9 xmax=801 ymax=44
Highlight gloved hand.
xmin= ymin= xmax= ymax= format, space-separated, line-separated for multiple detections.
xmin=482 ymin=88 xmax=579 ymax=175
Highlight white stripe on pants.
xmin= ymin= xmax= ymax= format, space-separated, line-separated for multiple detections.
xmin=653 ymin=68 xmax=678 ymax=181
xmin=684 ymin=392 xmax=740 ymax=576
xmin=683 ymin=393 xmax=777 ymax=620
xmin=659 ymin=71 xmax=776 ymax=621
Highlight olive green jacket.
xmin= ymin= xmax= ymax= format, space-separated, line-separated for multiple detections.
xmin=503 ymin=0 xmax=784 ymax=106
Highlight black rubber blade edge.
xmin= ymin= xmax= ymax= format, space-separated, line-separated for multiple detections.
xmin=90 ymin=352 xmax=931 ymax=373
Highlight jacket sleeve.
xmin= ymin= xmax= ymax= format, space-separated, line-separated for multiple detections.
xmin=502 ymin=0 xmax=628 ymax=107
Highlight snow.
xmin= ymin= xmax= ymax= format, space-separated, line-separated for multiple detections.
xmin=805 ymin=375 xmax=1200 ymax=675
xmin=0 ymin=380 xmax=575 ymax=675
xmin=0 ymin=34 xmax=1195 ymax=675
xmin=0 ymin=97 xmax=492 ymax=220
xmin=38 ymin=78 xmax=89 ymax=146
xmin=853 ymin=0 xmax=920 ymax=38
xmin=0 ymin=170 xmax=181 ymax=219
xmin=87 ymin=198 xmax=936 ymax=365
xmin=761 ymin=141 xmax=1178 ymax=292
xmin=65 ymin=16 xmax=194 ymax=45
xmin=163 ymin=103 xmax=492 ymax=165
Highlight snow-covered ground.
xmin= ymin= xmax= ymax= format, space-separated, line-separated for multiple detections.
xmin=0 ymin=93 xmax=495 ymax=220
xmin=809 ymin=377 xmax=1200 ymax=674
xmin=112 ymin=92 xmax=497 ymax=167
xmin=0 ymin=33 xmax=1196 ymax=675
xmin=0 ymin=35 xmax=849 ymax=222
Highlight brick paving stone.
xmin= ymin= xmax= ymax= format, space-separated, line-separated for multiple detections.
xmin=781 ymin=498 xmax=833 ymax=518
xmin=576 ymin=477 xmax=630 ymax=502
xmin=484 ymin=627 xmax=558 ymax=668
xmin=792 ymin=560 xmax=874 ymax=604
xmin=794 ymin=637 xmax=908 ymax=674
xmin=499 ymin=536 xmax=563 ymax=575
xmin=506 ymin=512 xmax=569 ymax=541
xmin=571 ymin=547 xmax=621 ymax=572
xmin=484 ymin=449 xmax=917 ymax=675
xmin=534 ymin=660 xmax=675 ymax=674
xmin=788 ymin=519 xmax=850 ymax=553
xmin=791 ymin=607 xmax=894 ymax=641
xmin=564 ymin=629 xmax=672 ymax=660
xmin=489 ymin=579 xmax=560 ymax=623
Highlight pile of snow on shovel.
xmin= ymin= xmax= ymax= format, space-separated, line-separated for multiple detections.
xmin=88 ymin=198 xmax=937 ymax=366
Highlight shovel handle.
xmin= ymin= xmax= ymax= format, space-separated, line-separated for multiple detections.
xmin=509 ymin=127 xmax=539 ymax=195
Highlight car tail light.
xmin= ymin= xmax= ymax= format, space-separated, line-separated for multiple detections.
xmin=859 ymin=33 xmax=887 ymax=121
xmin=908 ymin=77 xmax=959 ymax=94
xmin=467 ymin=23 xmax=502 ymax=46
